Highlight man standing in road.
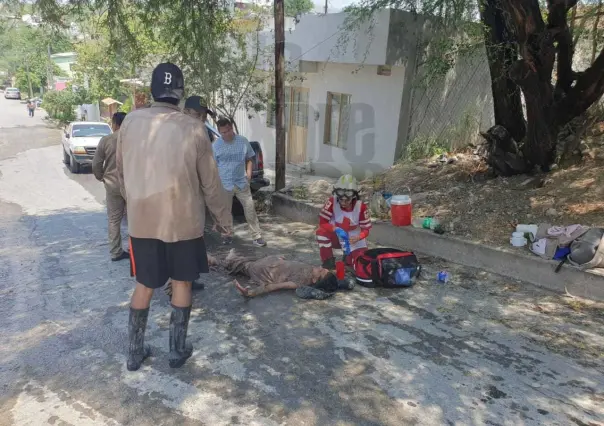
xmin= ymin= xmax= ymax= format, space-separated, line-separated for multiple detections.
xmin=92 ymin=112 xmax=129 ymax=262
xmin=182 ymin=95 xmax=216 ymax=142
xmin=26 ymin=100 xmax=35 ymax=117
xmin=213 ymin=117 xmax=267 ymax=247
xmin=117 ymin=63 xmax=233 ymax=371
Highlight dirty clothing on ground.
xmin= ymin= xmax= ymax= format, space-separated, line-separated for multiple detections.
xmin=92 ymin=133 xmax=120 ymax=192
xmin=220 ymin=252 xmax=315 ymax=287
xmin=116 ymin=102 xmax=232 ymax=242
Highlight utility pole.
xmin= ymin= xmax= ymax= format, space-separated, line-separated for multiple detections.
xmin=324 ymin=0 xmax=328 ymax=14
xmin=47 ymin=43 xmax=53 ymax=91
xmin=274 ymin=0 xmax=286 ymax=191
xmin=25 ymin=60 xmax=33 ymax=99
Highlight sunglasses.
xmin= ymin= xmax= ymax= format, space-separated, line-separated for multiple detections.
xmin=334 ymin=189 xmax=356 ymax=198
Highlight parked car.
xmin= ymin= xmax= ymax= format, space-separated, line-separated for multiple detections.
xmin=4 ymin=88 xmax=21 ymax=100
xmin=205 ymin=121 xmax=270 ymax=192
xmin=62 ymin=122 xmax=112 ymax=174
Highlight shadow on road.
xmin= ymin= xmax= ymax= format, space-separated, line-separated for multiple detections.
xmin=0 ymin=206 xmax=603 ymax=425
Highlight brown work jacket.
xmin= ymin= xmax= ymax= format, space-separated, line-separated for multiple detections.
xmin=116 ymin=102 xmax=232 ymax=242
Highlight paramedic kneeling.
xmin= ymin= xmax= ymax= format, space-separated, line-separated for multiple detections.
xmin=315 ymin=175 xmax=371 ymax=270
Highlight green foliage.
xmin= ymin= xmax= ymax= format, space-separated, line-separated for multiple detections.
xmin=403 ymin=134 xmax=449 ymax=161
xmin=340 ymin=0 xmax=481 ymax=87
xmin=42 ymin=89 xmax=77 ymax=123
xmin=70 ymin=10 xmax=168 ymax=103
xmin=0 ymin=21 xmax=71 ymax=96
xmin=25 ymin=0 xmax=271 ymax=129
xmin=285 ymin=0 xmax=314 ymax=17
xmin=119 ymin=96 xmax=133 ymax=113
xmin=402 ymin=108 xmax=481 ymax=161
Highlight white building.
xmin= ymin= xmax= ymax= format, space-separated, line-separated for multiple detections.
xmin=234 ymin=9 xmax=494 ymax=179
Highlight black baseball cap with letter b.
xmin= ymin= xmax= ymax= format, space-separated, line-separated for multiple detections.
xmin=150 ymin=62 xmax=184 ymax=102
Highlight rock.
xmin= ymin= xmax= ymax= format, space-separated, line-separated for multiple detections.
xmin=580 ymin=140 xmax=589 ymax=151
xmin=597 ymin=151 xmax=604 ymax=161
xmin=546 ymin=208 xmax=558 ymax=217
xmin=307 ymin=179 xmax=332 ymax=199
xmin=583 ymin=148 xmax=599 ymax=160
xmin=549 ymin=164 xmax=559 ymax=170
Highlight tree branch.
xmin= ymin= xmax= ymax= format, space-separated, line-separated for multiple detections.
xmin=547 ymin=0 xmax=578 ymax=96
xmin=556 ymin=46 xmax=604 ymax=124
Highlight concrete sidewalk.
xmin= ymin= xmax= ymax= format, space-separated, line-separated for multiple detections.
xmin=270 ymin=188 xmax=604 ymax=302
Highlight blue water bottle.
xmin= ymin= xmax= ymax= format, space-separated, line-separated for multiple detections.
xmin=334 ymin=227 xmax=351 ymax=256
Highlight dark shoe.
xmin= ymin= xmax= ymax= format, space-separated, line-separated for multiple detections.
xmin=127 ymin=307 xmax=151 ymax=371
xmin=252 ymin=238 xmax=267 ymax=247
xmin=169 ymin=305 xmax=193 ymax=368
xmin=321 ymin=257 xmax=336 ymax=270
xmin=295 ymin=286 xmax=334 ymax=300
xmin=192 ymin=277 xmax=205 ymax=291
xmin=337 ymin=276 xmax=356 ymax=290
xmin=112 ymin=251 xmax=130 ymax=262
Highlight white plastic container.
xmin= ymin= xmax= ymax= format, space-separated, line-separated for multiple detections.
xmin=516 ymin=224 xmax=538 ymax=239
xmin=510 ymin=231 xmax=527 ymax=247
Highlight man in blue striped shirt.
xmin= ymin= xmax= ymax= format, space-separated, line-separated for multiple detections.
xmin=213 ymin=118 xmax=267 ymax=247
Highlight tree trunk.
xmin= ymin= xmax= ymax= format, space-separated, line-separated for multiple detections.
xmin=478 ymin=0 xmax=604 ymax=175
xmin=274 ymin=0 xmax=286 ymax=191
xmin=479 ymin=0 xmax=526 ymax=143
xmin=592 ymin=0 xmax=603 ymax=64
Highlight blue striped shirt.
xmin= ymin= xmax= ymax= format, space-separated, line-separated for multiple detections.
xmin=212 ymin=135 xmax=255 ymax=191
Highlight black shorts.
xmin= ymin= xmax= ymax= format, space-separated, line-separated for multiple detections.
xmin=129 ymin=237 xmax=209 ymax=289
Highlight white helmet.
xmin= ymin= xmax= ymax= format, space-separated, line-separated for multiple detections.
xmin=334 ymin=174 xmax=358 ymax=191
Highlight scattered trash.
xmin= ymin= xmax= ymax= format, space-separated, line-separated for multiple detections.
xmin=412 ymin=217 xmax=440 ymax=230
xmin=510 ymin=231 xmax=528 ymax=247
xmin=437 ymin=271 xmax=449 ymax=284
xmin=516 ymin=224 xmax=538 ymax=241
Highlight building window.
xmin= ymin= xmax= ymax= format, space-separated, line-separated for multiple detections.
xmin=324 ymin=92 xmax=351 ymax=148
xmin=267 ymin=85 xmax=290 ymax=131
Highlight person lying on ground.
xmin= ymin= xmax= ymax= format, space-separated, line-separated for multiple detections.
xmin=208 ymin=249 xmax=355 ymax=299
xmin=315 ymin=174 xmax=371 ymax=270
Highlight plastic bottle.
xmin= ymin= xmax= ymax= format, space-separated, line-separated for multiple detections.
xmin=334 ymin=227 xmax=351 ymax=256
xmin=412 ymin=217 xmax=440 ymax=230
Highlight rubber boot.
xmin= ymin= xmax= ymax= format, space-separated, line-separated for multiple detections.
xmin=169 ymin=305 xmax=193 ymax=368
xmin=127 ymin=307 xmax=151 ymax=371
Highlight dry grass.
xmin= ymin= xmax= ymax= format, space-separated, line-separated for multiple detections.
xmin=378 ymin=142 xmax=604 ymax=247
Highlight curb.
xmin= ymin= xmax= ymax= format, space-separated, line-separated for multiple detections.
xmin=271 ymin=192 xmax=604 ymax=302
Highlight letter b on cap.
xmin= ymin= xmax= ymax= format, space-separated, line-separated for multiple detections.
xmin=164 ymin=72 xmax=172 ymax=85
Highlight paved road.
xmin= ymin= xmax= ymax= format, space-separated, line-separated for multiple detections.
xmin=0 ymin=97 xmax=603 ymax=426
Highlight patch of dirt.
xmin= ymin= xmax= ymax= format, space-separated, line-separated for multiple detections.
xmin=374 ymin=137 xmax=604 ymax=247
xmin=284 ymin=131 xmax=604 ymax=249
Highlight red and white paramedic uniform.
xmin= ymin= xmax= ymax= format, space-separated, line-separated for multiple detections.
xmin=315 ymin=196 xmax=371 ymax=265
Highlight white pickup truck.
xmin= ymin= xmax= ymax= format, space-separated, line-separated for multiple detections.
xmin=62 ymin=121 xmax=112 ymax=173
